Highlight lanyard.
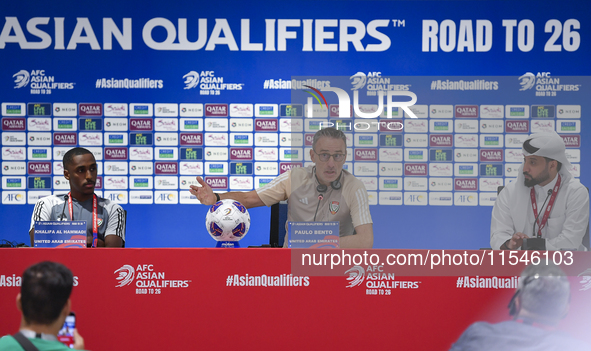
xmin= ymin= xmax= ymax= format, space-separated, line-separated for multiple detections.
xmin=530 ymin=174 xmax=561 ymax=238
xmin=68 ymin=193 xmax=98 ymax=248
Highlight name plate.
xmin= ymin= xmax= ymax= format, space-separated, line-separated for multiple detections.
xmin=288 ymin=221 xmax=339 ymax=248
xmin=34 ymin=221 xmax=87 ymax=248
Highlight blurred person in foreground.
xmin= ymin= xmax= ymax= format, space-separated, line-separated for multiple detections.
xmin=0 ymin=261 xmax=85 ymax=350
xmin=190 ymin=127 xmax=373 ymax=248
xmin=450 ymin=263 xmax=589 ymax=351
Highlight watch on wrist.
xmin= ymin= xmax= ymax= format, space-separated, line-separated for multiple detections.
xmin=215 ymin=193 xmax=221 ymax=202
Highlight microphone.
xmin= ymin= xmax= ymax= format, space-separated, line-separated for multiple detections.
xmin=532 ymin=189 xmax=553 ymax=238
xmin=59 ymin=194 xmax=69 ymax=221
xmin=313 ymin=194 xmax=324 ymax=221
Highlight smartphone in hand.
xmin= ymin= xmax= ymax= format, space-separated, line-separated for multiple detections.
xmin=57 ymin=312 xmax=75 ymax=348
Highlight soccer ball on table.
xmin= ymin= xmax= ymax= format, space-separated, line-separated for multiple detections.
xmin=205 ymin=199 xmax=250 ymax=242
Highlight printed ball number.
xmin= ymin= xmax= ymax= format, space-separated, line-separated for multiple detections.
xmin=205 ymin=199 xmax=250 ymax=241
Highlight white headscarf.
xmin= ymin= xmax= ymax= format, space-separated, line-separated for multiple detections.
xmin=521 ymin=131 xmax=572 ymax=170
xmin=515 ymin=132 xmax=573 ymax=188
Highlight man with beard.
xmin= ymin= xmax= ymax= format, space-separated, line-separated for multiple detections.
xmin=490 ymin=132 xmax=589 ymax=250
xmin=29 ymin=147 xmax=125 ymax=247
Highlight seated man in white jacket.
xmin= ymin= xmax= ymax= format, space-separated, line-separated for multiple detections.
xmin=490 ymin=132 xmax=589 ymax=251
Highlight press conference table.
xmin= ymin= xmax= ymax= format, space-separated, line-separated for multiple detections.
xmin=1 ymin=248 xmax=590 ymax=350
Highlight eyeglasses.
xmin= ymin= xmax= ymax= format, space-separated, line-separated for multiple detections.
xmin=313 ymin=150 xmax=346 ymax=162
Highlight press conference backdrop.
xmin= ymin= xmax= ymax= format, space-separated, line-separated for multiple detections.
xmin=1 ymin=0 xmax=589 ymax=249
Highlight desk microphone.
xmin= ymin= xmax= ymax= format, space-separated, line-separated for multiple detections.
xmin=313 ymin=194 xmax=324 ymax=221
xmin=59 ymin=194 xmax=69 ymax=221
xmin=523 ymin=189 xmax=552 ymax=250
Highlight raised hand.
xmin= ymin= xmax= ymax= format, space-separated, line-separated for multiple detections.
xmin=189 ymin=176 xmax=217 ymax=206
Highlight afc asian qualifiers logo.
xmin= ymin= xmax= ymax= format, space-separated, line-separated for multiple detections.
xmin=350 ymin=72 xmax=367 ymax=90
xmin=344 ymin=264 xmax=421 ymax=296
xmin=518 ymin=72 xmax=535 ymax=91
xmin=344 ymin=264 xmax=420 ymax=293
xmin=183 ymin=70 xmax=244 ymax=95
xmin=114 ymin=265 xmax=135 ymax=287
xmin=183 ymin=71 xmax=199 ymax=89
xmin=518 ymin=72 xmax=580 ymax=96
xmin=349 ymin=71 xmax=410 ymax=98
xmin=114 ymin=264 xmax=191 ymax=294
xmin=13 ymin=70 xmax=30 ymax=88
xmin=345 ymin=265 xmax=365 ymax=288
xmin=12 ymin=69 xmax=74 ymax=93
xmin=580 ymin=268 xmax=591 ymax=291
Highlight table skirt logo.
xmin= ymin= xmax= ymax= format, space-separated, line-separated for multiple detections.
xmin=345 ymin=265 xmax=365 ymax=288
xmin=579 ymin=268 xmax=591 ymax=292
xmin=344 ymin=265 xmax=419 ymax=293
xmin=115 ymin=265 xmax=135 ymax=287
xmin=114 ymin=264 xmax=190 ymax=294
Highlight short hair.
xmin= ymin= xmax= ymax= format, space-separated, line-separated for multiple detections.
xmin=312 ymin=128 xmax=347 ymax=150
xmin=21 ymin=261 xmax=73 ymax=325
xmin=63 ymin=147 xmax=93 ymax=171
xmin=523 ymin=139 xmax=562 ymax=172
xmin=519 ymin=263 xmax=570 ymax=319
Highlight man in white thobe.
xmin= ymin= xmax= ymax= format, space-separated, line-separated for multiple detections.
xmin=490 ymin=132 xmax=589 ymax=251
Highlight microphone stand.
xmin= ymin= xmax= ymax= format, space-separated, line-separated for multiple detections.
xmin=59 ymin=194 xmax=69 ymax=221
xmin=313 ymin=194 xmax=324 ymax=221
